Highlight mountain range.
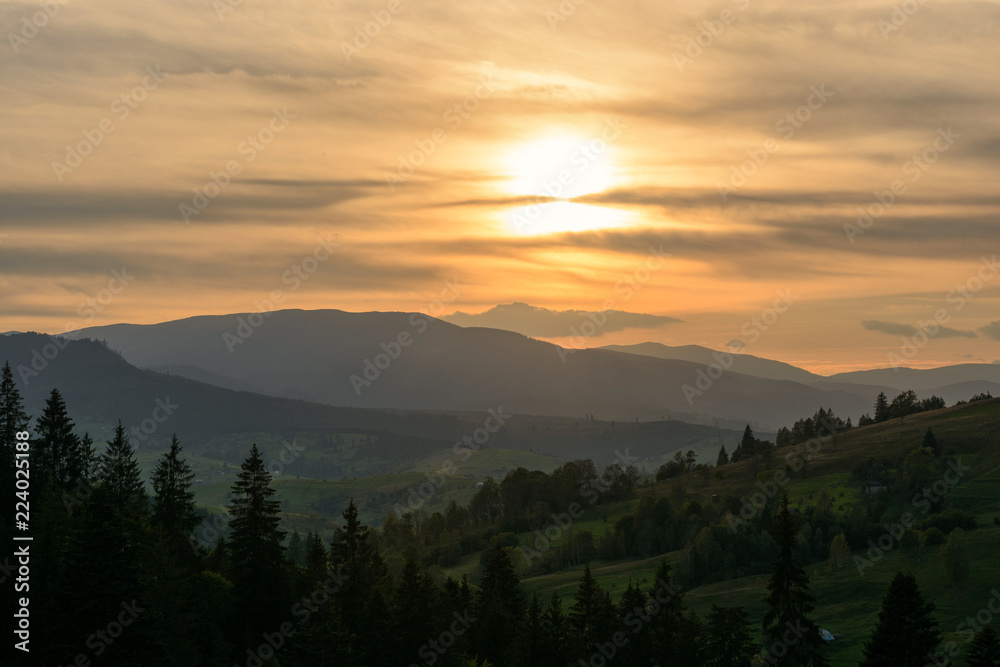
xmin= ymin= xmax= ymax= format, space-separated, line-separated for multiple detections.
xmin=62 ymin=309 xmax=1000 ymax=429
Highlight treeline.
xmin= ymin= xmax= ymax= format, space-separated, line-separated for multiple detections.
xmin=857 ymin=390 xmax=947 ymax=426
xmin=0 ymin=362 xmax=830 ymax=667
xmin=377 ymin=458 xmax=640 ymax=572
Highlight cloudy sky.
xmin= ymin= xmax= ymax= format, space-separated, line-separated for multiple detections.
xmin=2 ymin=0 xmax=998 ymax=373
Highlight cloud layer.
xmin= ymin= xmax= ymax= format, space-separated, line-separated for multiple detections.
xmin=1 ymin=0 xmax=998 ymax=372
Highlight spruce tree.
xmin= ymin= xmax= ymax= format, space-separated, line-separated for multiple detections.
xmin=705 ymin=605 xmax=757 ymax=667
xmin=922 ymin=428 xmax=940 ymax=456
xmin=617 ymin=580 xmax=653 ymax=666
xmin=761 ymin=495 xmax=828 ymax=666
xmin=227 ymin=443 xmax=287 ymax=644
xmin=648 ymin=561 xmax=689 ymax=662
xmin=287 ymin=529 xmax=304 ymax=567
xmin=966 ymin=627 xmax=1000 ymax=667
xmin=328 ymin=498 xmax=392 ymax=667
xmin=717 ymin=444 xmax=729 ymax=467
xmin=79 ymin=432 xmax=97 ymax=482
xmin=570 ymin=563 xmax=605 ymax=658
xmin=519 ymin=594 xmax=548 ymax=666
xmin=99 ymin=420 xmax=148 ymax=517
xmin=875 ymin=392 xmax=890 ymax=422
xmin=34 ymin=388 xmax=83 ymax=488
xmin=302 ymin=531 xmax=327 ymax=587
xmin=151 ymin=435 xmax=199 ymax=538
xmin=543 ymin=592 xmax=571 ymax=666
xmin=474 ymin=546 xmax=524 ymax=667
xmin=860 ymin=572 xmax=940 ymax=667
xmin=393 ymin=554 xmax=438 ymax=665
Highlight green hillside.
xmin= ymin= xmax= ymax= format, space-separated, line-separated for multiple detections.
xmin=448 ymin=397 xmax=1000 ymax=664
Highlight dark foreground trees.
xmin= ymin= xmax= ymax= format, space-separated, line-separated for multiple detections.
xmin=761 ymin=495 xmax=829 ymax=667
xmin=966 ymin=627 xmax=1000 ymax=667
xmin=860 ymin=572 xmax=940 ymax=667
xmin=227 ymin=443 xmax=289 ymax=645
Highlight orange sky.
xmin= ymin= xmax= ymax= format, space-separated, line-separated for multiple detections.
xmin=1 ymin=0 xmax=998 ymax=374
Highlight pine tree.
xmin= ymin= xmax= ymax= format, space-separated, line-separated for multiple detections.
xmin=79 ymin=432 xmax=97 ymax=481
xmin=151 ymin=435 xmax=199 ymax=538
xmin=99 ymin=421 xmax=148 ymax=518
xmin=328 ymin=498 xmax=392 ymax=667
xmin=519 ymin=594 xmax=548 ymax=666
xmin=570 ymin=563 xmax=605 ymax=658
xmin=922 ymin=428 xmax=940 ymax=456
xmin=474 ymin=547 xmax=524 ymax=667
xmin=705 ymin=605 xmax=757 ymax=667
xmin=287 ymin=529 xmax=304 ymax=567
xmin=34 ymin=388 xmax=83 ymax=488
xmin=302 ymin=531 xmax=327 ymax=587
xmin=966 ymin=627 xmax=1000 ymax=667
xmin=617 ymin=580 xmax=653 ymax=666
xmin=761 ymin=496 xmax=829 ymax=666
xmin=875 ymin=392 xmax=890 ymax=422
xmin=393 ymin=554 xmax=438 ymax=665
xmin=543 ymin=591 xmax=571 ymax=666
xmin=860 ymin=573 xmax=940 ymax=666
xmin=227 ymin=443 xmax=288 ymax=643
xmin=648 ymin=561 xmax=697 ymax=664
xmin=717 ymin=444 xmax=729 ymax=467
xmin=732 ymin=424 xmax=756 ymax=461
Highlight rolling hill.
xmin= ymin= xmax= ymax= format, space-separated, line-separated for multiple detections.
xmin=0 ymin=332 xmax=743 ymax=476
xmin=66 ymin=309 xmax=877 ymax=429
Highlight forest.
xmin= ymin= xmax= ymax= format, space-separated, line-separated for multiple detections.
xmin=3 ymin=362 xmax=1000 ymax=666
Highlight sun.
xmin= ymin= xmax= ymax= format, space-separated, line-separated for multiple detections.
xmin=504 ymin=132 xmax=615 ymax=199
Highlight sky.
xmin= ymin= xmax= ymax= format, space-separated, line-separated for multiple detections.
xmin=1 ymin=0 xmax=999 ymax=374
